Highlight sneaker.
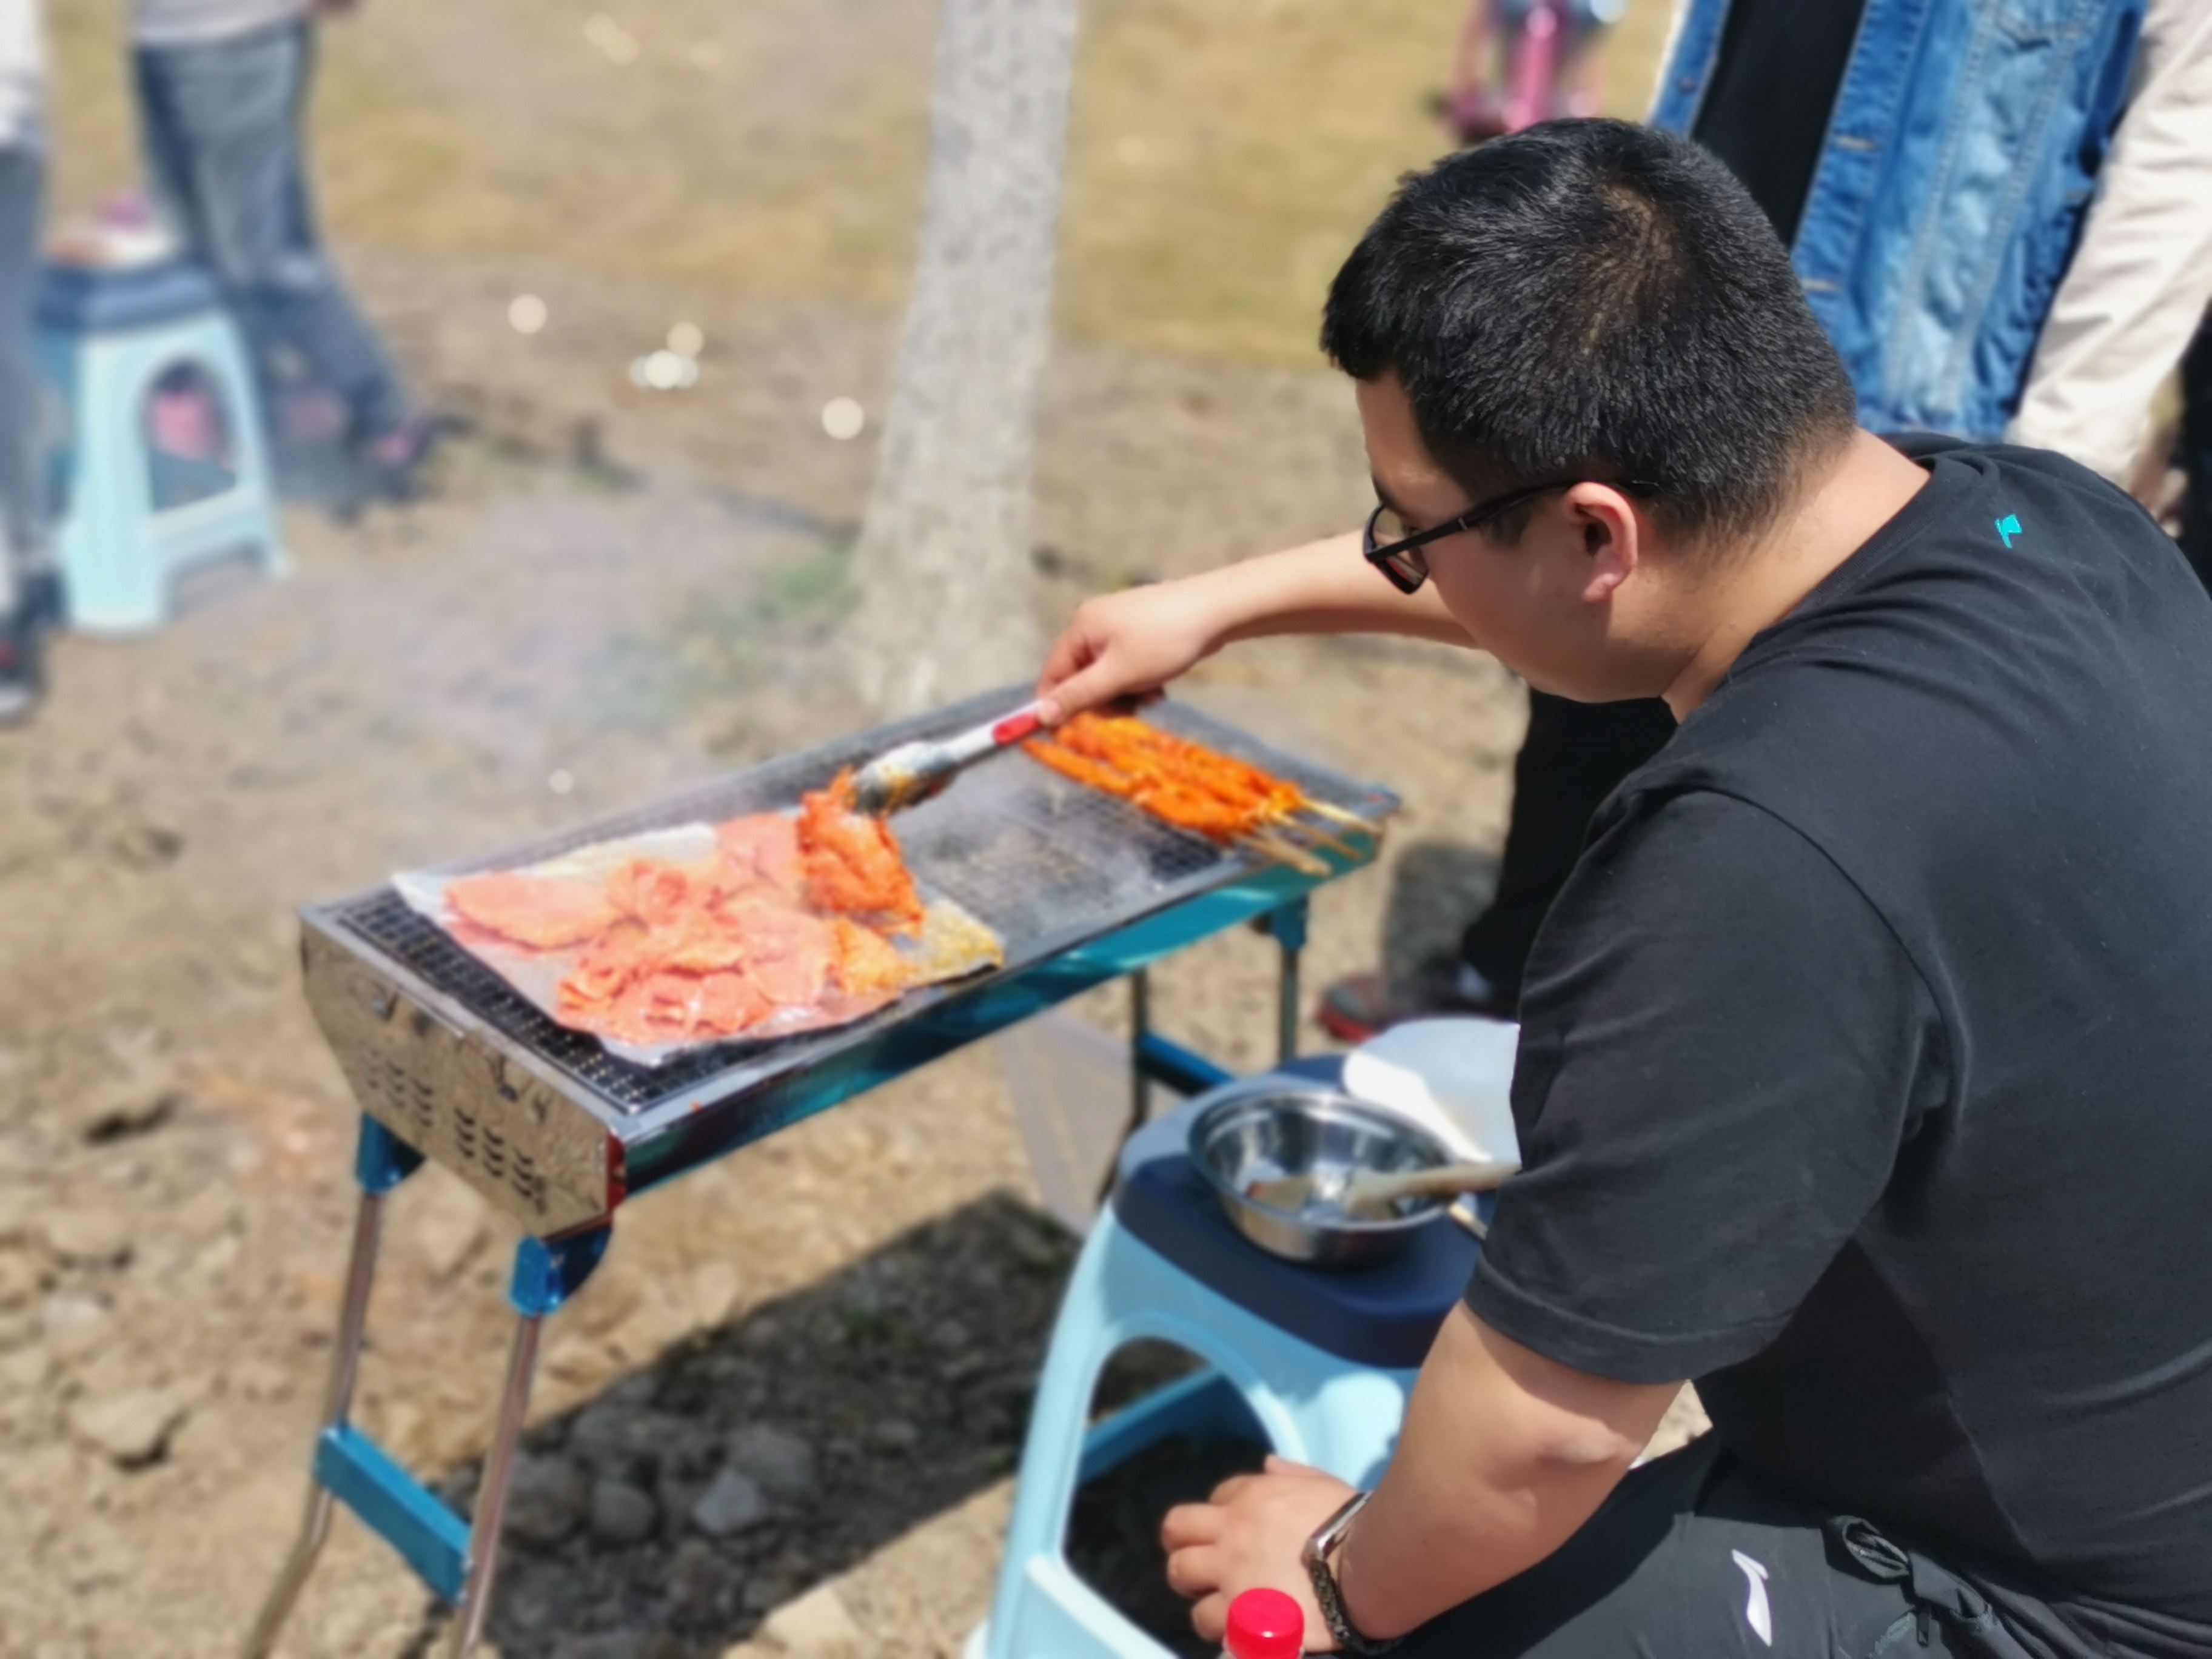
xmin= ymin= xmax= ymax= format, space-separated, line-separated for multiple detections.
xmin=352 ymin=413 xmax=443 ymax=504
xmin=1316 ymin=960 xmax=1516 ymax=1045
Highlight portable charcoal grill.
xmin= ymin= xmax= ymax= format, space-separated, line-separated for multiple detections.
xmin=246 ymin=689 xmax=1395 ymax=1658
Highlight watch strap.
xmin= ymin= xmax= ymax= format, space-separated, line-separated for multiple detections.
xmin=1302 ymin=1491 xmax=1402 ymax=1655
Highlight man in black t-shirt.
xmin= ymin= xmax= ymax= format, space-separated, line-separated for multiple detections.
xmin=1035 ymin=121 xmax=2212 ymax=1656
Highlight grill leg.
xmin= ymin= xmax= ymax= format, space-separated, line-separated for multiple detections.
xmin=243 ymin=1117 xmax=420 ymax=1659
xmin=1097 ymin=969 xmax=1155 ymax=1205
xmin=447 ymin=1312 xmax=543 ymax=1657
xmin=1264 ymin=897 xmax=1310 ymax=1067
xmin=1128 ymin=965 xmax=1153 ymax=1128
xmin=449 ymin=1227 xmax=612 ymax=1658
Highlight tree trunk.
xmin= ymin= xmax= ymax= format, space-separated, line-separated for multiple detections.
xmin=848 ymin=0 xmax=1081 ymax=717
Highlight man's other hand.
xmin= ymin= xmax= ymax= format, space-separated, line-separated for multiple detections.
xmin=1160 ymin=1454 xmax=1355 ymax=1651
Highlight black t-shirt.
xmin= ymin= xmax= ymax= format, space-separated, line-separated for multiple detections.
xmin=1691 ymin=0 xmax=1869 ymax=246
xmin=1467 ymin=438 xmax=2212 ymax=1640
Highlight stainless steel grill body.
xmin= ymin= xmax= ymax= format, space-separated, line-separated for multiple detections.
xmin=301 ymin=691 xmax=1395 ymax=1234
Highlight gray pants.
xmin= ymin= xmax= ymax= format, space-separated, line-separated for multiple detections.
xmin=134 ymin=20 xmax=406 ymax=442
xmin=0 ymin=144 xmax=42 ymax=617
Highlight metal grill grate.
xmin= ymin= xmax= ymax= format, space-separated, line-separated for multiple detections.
xmin=326 ymin=697 xmax=1391 ymax=1116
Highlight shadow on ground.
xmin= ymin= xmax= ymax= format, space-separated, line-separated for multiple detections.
xmin=403 ymin=1190 xmax=1080 ymax=1658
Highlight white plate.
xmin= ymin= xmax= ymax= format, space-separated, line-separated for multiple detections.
xmin=1341 ymin=1016 xmax=1523 ymax=1171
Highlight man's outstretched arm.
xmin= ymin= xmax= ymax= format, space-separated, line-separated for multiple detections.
xmin=1162 ymin=1304 xmax=1677 ymax=1648
xmin=1036 ymin=530 xmax=1475 ymax=723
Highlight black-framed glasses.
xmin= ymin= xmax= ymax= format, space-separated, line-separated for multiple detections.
xmin=1361 ymin=477 xmax=1660 ymax=595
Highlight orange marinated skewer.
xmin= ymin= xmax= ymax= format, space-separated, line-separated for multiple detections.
xmin=1024 ymin=713 xmax=1368 ymax=871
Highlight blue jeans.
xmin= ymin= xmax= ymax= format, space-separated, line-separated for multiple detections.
xmin=0 ymin=144 xmax=42 ymax=616
xmin=134 ymin=21 xmax=407 ymax=442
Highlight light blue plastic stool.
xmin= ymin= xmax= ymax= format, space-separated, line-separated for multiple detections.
xmin=974 ymin=1062 xmax=1484 ymax=1659
xmin=36 ymin=260 xmax=285 ymax=632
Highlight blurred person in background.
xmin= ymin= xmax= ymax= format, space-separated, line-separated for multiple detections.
xmin=2179 ymin=315 xmax=2212 ymax=592
xmin=132 ymin=0 xmax=432 ymax=499
xmin=1441 ymin=0 xmax=1626 ymax=144
xmin=0 ymin=0 xmax=50 ymax=726
xmin=1321 ymin=0 xmax=2212 ymax=1040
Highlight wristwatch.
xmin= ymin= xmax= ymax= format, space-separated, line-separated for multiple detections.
xmin=1302 ymin=1490 xmax=1401 ymax=1654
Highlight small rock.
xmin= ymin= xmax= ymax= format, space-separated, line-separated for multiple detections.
xmin=548 ymin=1635 xmax=643 ymax=1659
xmin=229 ymin=1356 xmax=292 ymax=1403
xmin=689 ymin=1466 xmax=768 ymax=1537
xmin=42 ymin=1210 xmax=134 ymax=1268
xmin=666 ymin=1537 xmax=728 ymax=1618
xmin=937 ymin=1350 xmax=989 ymax=1384
xmin=668 ymin=1540 xmax=729 ymax=1619
xmin=0 ymin=1245 xmax=41 ymax=1310
xmin=69 ymin=1388 xmax=187 ymax=1467
xmin=42 ymin=1292 xmax=106 ymax=1329
xmin=925 ymin=1318 xmax=971 ymax=1353
xmin=73 ymin=1082 xmax=182 ymax=1146
xmin=588 ymin=1476 xmax=658 ymax=1546
xmin=0 ymin=1343 xmax=52 ymax=1393
xmin=759 ymin=1583 xmax=862 ymax=1658
xmin=743 ymin=1575 xmax=800 ymax=1615
xmin=727 ymin=1424 xmax=817 ymax=1501
xmin=568 ymin=1399 xmax=674 ymax=1475
xmin=1005 ymin=1222 xmax=1068 ymax=1272
xmin=109 ymin=822 xmax=186 ymax=870
xmin=500 ymin=1572 xmax=562 ymax=1634
xmin=41 ymin=1293 xmax=110 ymax=1361
xmin=837 ymin=1275 xmax=886 ymax=1318
xmin=502 ymin=1453 xmax=588 ymax=1546
xmin=656 ymin=1462 xmax=707 ymax=1536
xmin=863 ymin=1419 xmax=918 ymax=1454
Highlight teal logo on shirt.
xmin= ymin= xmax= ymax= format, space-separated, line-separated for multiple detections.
xmin=1996 ymin=514 xmax=2022 ymax=548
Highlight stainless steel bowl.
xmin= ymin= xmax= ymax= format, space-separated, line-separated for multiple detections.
xmin=1188 ymin=1083 xmax=1453 ymax=1268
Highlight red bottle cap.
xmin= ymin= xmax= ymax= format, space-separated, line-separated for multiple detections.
xmin=1224 ymin=1587 xmax=1305 ymax=1658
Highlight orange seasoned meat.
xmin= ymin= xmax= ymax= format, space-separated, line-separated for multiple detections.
xmin=797 ymin=773 xmax=925 ymax=934
xmin=448 ymin=871 xmax=619 ymax=950
xmin=830 ymin=917 xmax=912 ymax=997
xmin=1025 ymin=714 xmax=1312 ymax=843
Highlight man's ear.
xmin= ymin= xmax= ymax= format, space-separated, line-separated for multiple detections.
xmin=1564 ymin=483 xmax=1640 ymax=605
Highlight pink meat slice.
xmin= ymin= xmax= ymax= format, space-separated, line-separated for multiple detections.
xmin=449 ymin=871 xmax=620 ymax=951
xmin=736 ymin=908 xmax=835 ymax=1007
xmin=695 ymin=970 xmax=774 ymax=1035
xmin=716 ymin=814 xmax=805 ymax=894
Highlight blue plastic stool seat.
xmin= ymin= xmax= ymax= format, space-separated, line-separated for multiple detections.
xmin=977 ymin=1059 xmax=1481 ymax=1659
xmin=36 ymin=258 xmax=285 ymax=632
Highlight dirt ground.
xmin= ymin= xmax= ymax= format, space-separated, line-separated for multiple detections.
xmin=3 ymin=4 xmax=1704 ymax=1655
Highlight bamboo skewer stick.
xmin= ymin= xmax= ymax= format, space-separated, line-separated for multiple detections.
xmin=1242 ymin=829 xmax=1330 ymax=876
xmin=1278 ymin=819 xmax=1362 ymax=859
xmin=1299 ymin=799 xmax=1373 ymax=830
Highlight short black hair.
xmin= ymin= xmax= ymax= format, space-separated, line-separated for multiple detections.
xmin=1321 ymin=118 xmax=1857 ymax=544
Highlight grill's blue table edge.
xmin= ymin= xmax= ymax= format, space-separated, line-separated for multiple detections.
xmin=243 ymin=850 xmax=1355 ymax=1659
